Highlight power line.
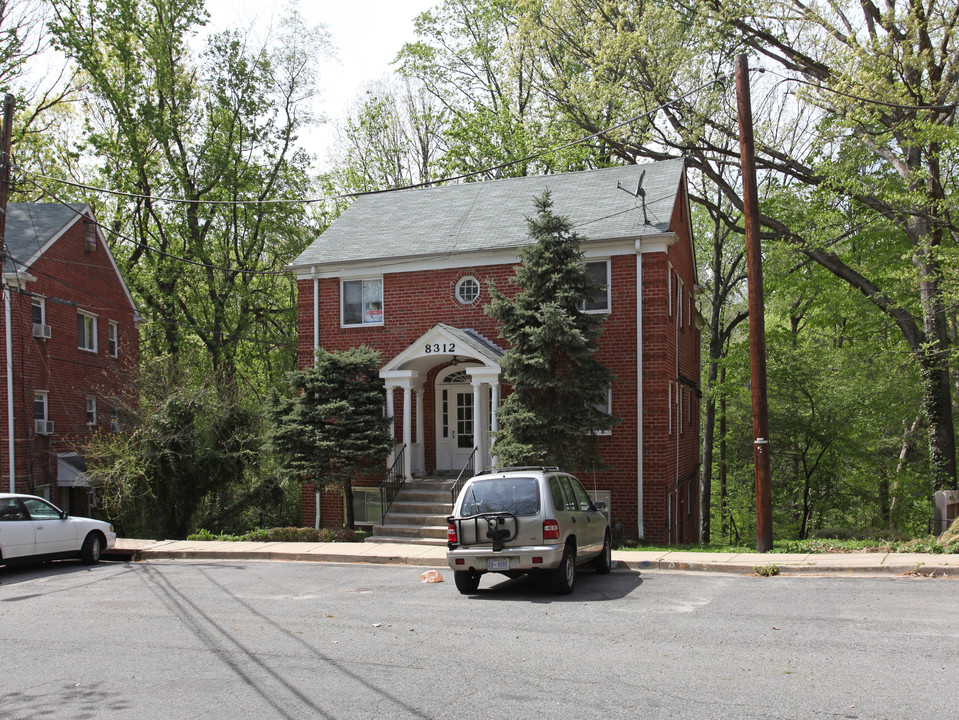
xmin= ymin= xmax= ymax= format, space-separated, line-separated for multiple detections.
xmin=24 ymin=180 xmax=296 ymax=277
xmin=21 ymin=78 xmax=722 ymax=208
xmin=763 ymin=69 xmax=957 ymax=112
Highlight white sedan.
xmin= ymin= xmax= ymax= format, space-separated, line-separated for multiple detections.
xmin=0 ymin=493 xmax=116 ymax=565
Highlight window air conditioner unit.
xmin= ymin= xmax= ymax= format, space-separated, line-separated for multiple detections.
xmin=32 ymin=323 xmax=52 ymax=339
xmin=35 ymin=420 xmax=54 ymax=435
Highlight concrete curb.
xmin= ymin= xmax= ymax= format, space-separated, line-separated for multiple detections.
xmin=111 ymin=539 xmax=959 ymax=577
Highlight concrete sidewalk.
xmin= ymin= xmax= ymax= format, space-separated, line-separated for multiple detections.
xmin=112 ymin=538 xmax=959 ymax=577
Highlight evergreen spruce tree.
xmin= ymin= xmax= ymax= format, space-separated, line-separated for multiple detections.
xmin=486 ymin=191 xmax=617 ymax=470
xmin=266 ymin=347 xmax=393 ymax=529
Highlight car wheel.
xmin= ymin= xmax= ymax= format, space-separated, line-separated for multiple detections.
xmin=81 ymin=533 xmax=102 ymax=565
xmin=551 ymin=543 xmax=576 ymax=595
xmin=454 ymin=570 xmax=481 ymax=594
xmin=594 ymin=531 xmax=612 ymax=574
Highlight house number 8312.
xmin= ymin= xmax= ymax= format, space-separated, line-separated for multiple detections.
xmin=424 ymin=342 xmax=455 ymax=354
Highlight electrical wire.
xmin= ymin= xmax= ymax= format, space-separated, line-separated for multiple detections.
xmin=21 ymin=77 xmax=723 ymax=208
xmin=762 ymin=69 xmax=957 ymax=112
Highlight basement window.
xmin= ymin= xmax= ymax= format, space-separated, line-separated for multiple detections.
xmin=350 ymin=488 xmax=381 ymax=525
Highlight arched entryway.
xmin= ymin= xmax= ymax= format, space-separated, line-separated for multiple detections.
xmin=379 ymin=324 xmax=503 ymax=480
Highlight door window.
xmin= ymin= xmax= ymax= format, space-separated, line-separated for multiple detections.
xmin=456 ymin=392 xmax=474 ymax=448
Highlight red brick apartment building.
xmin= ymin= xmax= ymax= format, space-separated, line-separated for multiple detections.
xmin=289 ymin=159 xmax=701 ymax=544
xmin=1 ymin=203 xmax=139 ymax=515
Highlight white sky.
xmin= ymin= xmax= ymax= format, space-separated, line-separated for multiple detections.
xmin=205 ymin=0 xmax=438 ymax=171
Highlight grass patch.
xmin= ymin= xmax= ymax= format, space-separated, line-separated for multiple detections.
xmin=187 ymin=527 xmax=370 ymax=543
xmin=620 ymin=536 xmax=959 ymax=554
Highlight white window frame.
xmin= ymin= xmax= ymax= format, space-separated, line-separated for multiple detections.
xmin=108 ymin=321 xmax=118 ymax=357
xmin=668 ymin=382 xmax=673 ymax=435
xmin=590 ymin=387 xmax=613 ymax=436
xmin=679 ymin=385 xmax=684 ymax=434
xmin=455 ymin=276 xmax=481 ymax=305
xmin=78 ymin=311 xmax=98 ymax=352
xmin=341 ymin=277 xmax=384 ymax=327
xmin=86 ymin=396 xmax=97 ymax=426
xmin=34 ymin=391 xmax=49 ymax=422
xmin=348 ymin=487 xmax=382 ymax=525
xmin=31 ymin=296 xmax=45 ymax=325
xmin=110 ymin=406 xmax=123 ymax=433
xmin=677 ymin=276 xmax=685 ymax=328
xmin=667 ymin=262 xmax=674 ymax=316
xmin=582 ymin=259 xmax=610 ymax=314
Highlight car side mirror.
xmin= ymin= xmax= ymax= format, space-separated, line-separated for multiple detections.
xmin=593 ymin=501 xmax=607 ymax=512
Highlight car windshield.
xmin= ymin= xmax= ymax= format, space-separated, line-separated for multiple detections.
xmin=460 ymin=477 xmax=540 ymax=517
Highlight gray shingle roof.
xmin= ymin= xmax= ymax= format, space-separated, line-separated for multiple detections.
xmin=3 ymin=203 xmax=88 ymax=273
xmin=293 ymin=159 xmax=685 ymax=268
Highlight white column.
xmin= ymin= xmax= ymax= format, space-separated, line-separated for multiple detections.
xmin=414 ymin=381 xmax=425 ymax=476
xmin=402 ymin=382 xmax=413 ymax=481
xmin=466 ymin=367 xmax=501 ymax=471
xmin=490 ymin=381 xmax=500 ymax=467
xmin=471 ymin=378 xmax=484 ymax=468
xmin=384 ymin=382 xmax=397 ymax=467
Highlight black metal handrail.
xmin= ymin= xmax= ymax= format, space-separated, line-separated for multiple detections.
xmin=379 ymin=444 xmax=407 ymax=524
xmin=450 ymin=447 xmax=477 ymax=503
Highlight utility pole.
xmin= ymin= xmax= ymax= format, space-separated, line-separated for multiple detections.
xmin=0 ymin=94 xmax=12 ymax=236
xmin=1 ymin=93 xmax=14 ymax=493
xmin=735 ymin=56 xmax=773 ymax=552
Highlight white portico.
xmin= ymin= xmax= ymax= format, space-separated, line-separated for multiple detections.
xmin=380 ymin=324 xmax=504 ymax=480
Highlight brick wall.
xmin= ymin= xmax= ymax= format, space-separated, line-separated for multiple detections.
xmin=0 ymin=215 xmax=139 ymax=513
xmin=296 ymin=195 xmax=701 ymax=543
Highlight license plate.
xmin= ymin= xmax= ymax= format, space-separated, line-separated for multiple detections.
xmin=487 ymin=559 xmax=510 ymax=571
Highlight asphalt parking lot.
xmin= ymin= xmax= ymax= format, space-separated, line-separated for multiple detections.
xmin=2 ymin=558 xmax=956 ymax=719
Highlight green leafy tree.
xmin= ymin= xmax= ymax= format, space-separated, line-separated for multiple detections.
xmin=47 ymin=0 xmax=328 ymax=394
xmin=327 ymin=76 xmax=449 ymax=195
xmin=85 ymin=361 xmax=262 ymax=540
xmin=486 ymin=191 xmax=616 ymax=469
xmin=521 ymin=0 xmax=959 ymax=490
xmin=397 ymin=0 xmax=595 ymax=178
xmin=266 ymin=347 xmax=393 ymax=529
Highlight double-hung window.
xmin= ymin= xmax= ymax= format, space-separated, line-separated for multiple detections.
xmin=86 ymin=396 xmax=97 ymax=426
xmin=588 ymin=387 xmax=613 ymax=436
xmin=108 ymin=321 xmax=119 ymax=357
xmin=31 ymin=297 xmax=44 ymax=325
xmin=78 ymin=311 xmax=97 ymax=352
xmin=342 ymin=278 xmax=383 ymax=326
xmin=582 ymin=260 xmax=610 ymax=313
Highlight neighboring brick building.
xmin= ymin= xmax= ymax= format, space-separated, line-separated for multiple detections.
xmin=289 ymin=159 xmax=701 ymax=544
xmin=1 ymin=203 xmax=139 ymax=515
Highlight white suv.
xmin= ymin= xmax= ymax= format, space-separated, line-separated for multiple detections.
xmin=446 ymin=467 xmax=612 ymax=594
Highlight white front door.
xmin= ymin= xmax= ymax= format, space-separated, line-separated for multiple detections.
xmin=436 ymin=370 xmax=477 ymax=473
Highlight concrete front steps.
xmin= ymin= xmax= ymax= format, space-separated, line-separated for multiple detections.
xmin=367 ymin=477 xmax=457 ymax=546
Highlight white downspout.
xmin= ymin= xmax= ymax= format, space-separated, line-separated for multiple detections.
xmin=312 ymin=266 xmax=320 ymax=524
xmin=4 ymin=282 xmax=14 ymax=492
xmin=635 ymin=245 xmax=644 ymax=539
xmin=311 ymin=266 xmax=319 ymax=366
